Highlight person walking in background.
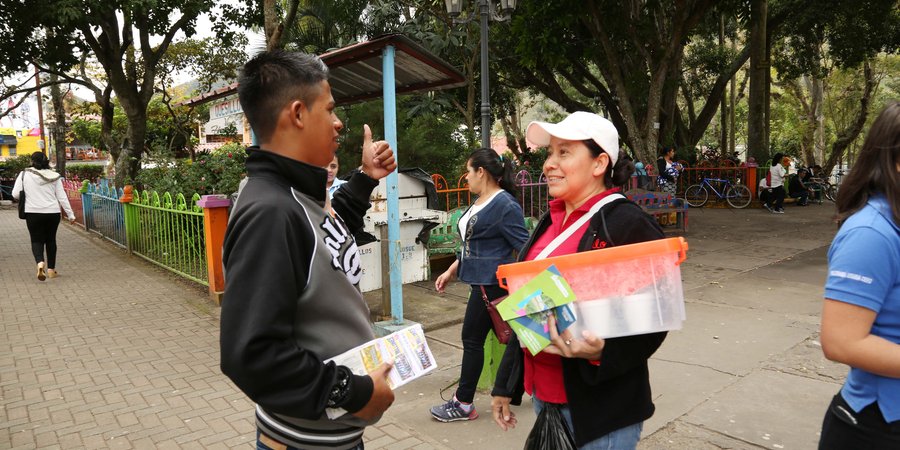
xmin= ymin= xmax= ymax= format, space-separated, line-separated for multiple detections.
xmin=12 ymin=152 xmax=76 ymax=281
xmin=765 ymin=153 xmax=787 ymax=214
xmin=818 ymin=101 xmax=900 ymax=449
xmin=491 ymin=112 xmax=666 ymax=449
xmin=429 ymin=148 xmax=529 ymax=423
xmin=219 ymin=50 xmax=397 ymax=450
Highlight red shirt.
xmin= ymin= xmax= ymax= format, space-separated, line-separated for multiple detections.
xmin=521 ymin=188 xmax=619 ymax=403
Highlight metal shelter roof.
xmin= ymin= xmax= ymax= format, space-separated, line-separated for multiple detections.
xmin=182 ymin=34 xmax=466 ymax=107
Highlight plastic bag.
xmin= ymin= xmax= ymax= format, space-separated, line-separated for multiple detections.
xmin=523 ymin=402 xmax=577 ymax=450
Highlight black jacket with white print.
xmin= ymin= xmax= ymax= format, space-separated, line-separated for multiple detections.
xmin=221 ymin=147 xmax=380 ymax=450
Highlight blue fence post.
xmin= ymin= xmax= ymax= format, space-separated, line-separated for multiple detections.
xmin=80 ymin=181 xmax=92 ymax=231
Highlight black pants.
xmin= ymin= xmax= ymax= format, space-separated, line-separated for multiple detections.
xmin=456 ymin=284 xmax=506 ymax=403
xmin=767 ymin=186 xmax=786 ymax=210
xmin=25 ymin=213 xmax=61 ymax=269
xmin=790 ymin=190 xmax=809 ymax=205
xmin=819 ymin=392 xmax=900 ymax=449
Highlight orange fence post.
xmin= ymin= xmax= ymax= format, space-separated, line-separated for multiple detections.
xmin=198 ymin=195 xmax=231 ymax=304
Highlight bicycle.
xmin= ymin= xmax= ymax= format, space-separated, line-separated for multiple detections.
xmin=684 ymin=177 xmax=752 ymax=208
xmin=806 ymin=177 xmax=836 ymax=203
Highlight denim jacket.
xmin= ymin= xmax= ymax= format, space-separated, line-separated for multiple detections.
xmin=456 ymin=191 xmax=529 ymax=285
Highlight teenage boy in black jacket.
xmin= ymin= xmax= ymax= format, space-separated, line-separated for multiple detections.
xmin=220 ymin=50 xmax=397 ymax=450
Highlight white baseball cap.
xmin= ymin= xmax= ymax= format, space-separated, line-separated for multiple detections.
xmin=526 ymin=111 xmax=620 ymax=166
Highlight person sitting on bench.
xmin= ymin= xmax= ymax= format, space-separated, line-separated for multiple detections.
xmin=788 ymin=168 xmax=811 ymax=206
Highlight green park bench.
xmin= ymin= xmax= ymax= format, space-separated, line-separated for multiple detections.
xmin=427 ymin=207 xmax=466 ymax=256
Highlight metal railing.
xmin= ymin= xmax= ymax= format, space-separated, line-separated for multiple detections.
xmin=84 ymin=181 xmax=127 ymax=247
xmin=431 ymin=169 xmax=552 ymax=219
xmin=126 ymin=190 xmax=208 ymax=285
xmin=431 ymin=173 xmax=471 ymax=212
xmin=516 ymin=170 xmax=549 ymax=219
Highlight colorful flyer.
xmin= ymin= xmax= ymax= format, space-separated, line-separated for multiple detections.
xmin=497 ymin=265 xmax=579 ymax=355
xmin=510 ymin=303 xmax=578 ymax=355
xmin=324 ymin=324 xmax=438 ymax=419
xmin=497 ymin=265 xmax=577 ymax=321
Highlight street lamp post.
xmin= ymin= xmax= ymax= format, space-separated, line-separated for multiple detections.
xmin=445 ymin=0 xmax=517 ymax=150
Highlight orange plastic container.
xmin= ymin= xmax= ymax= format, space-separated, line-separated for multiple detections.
xmin=496 ymin=237 xmax=688 ymax=339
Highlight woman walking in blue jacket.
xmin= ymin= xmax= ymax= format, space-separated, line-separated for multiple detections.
xmin=430 ymin=148 xmax=529 ymax=422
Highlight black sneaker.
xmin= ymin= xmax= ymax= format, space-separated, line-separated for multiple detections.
xmin=430 ymin=399 xmax=478 ymax=422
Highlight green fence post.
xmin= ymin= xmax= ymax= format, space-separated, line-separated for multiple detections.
xmin=120 ymin=185 xmax=135 ymax=254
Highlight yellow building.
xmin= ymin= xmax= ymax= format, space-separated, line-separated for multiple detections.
xmin=0 ymin=128 xmax=44 ymax=159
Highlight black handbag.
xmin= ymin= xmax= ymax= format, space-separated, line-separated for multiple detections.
xmin=16 ymin=171 xmax=25 ymax=219
xmin=481 ymin=286 xmax=513 ymax=344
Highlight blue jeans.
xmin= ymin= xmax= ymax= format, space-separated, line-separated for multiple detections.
xmin=532 ymin=398 xmax=643 ymax=450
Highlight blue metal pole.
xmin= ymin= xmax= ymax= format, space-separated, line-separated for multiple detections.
xmin=383 ymin=45 xmax=403 ymax=324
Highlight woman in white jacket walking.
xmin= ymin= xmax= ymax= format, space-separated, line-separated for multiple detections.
xmin=12 ymin=152 xmax=76 ymax=280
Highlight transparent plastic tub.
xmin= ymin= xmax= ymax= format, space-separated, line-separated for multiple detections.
xmin=496 ymin=237 xmax=688 ymax=339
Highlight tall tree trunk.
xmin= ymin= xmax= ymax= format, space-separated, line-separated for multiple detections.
xmin=812 ymin=77 xmax=826 ymax=165
xmin=114 ymin=107 xmax=148 ymax=187
xmin=48 ymin=73 xmax=67 ymax=178
xmin=748 ymin=0 xmax=769 ymax=164
xmin=719 ymin=14 xmax=728 ymax=156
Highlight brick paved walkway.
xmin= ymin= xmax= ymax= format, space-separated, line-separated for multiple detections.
xmin=0 ymin=208 xmax=442 ymax=449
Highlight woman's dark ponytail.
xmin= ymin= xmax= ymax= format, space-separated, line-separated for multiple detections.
xmin=468 ymin=148 xmax=517 ymax=198
xmin=582 ymin=139 xmax=634 ymax=189
xmin=608 ymin=154 xmax=635 ymax=188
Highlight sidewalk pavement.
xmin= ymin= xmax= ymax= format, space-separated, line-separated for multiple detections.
xmin=1 ymin=202 xmax=844 ymax=449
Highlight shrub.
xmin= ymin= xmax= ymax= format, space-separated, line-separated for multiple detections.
xmin=66 ymin=164 xmax=105 ymax=181
xmin=0 ymin=154 xmax=32 ymax=179
xmin=135 ymin=142 xmax=247 ymax=196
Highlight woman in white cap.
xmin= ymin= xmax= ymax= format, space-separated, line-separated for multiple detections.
xmin=490 ymin=111 xmax=667 ymax=449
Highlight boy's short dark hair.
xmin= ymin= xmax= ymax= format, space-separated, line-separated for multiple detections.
xmin=238 ymin=50 xmax=330 ymax=143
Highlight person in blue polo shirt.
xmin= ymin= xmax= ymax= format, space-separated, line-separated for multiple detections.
xmin=819 ymin=101 xmax=900 ymax=448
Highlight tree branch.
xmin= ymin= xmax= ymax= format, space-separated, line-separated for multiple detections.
xmin=688 ymin=43 xmax=751 ymax=145
xmin=0 ymin=93 xmax=34 ymax=121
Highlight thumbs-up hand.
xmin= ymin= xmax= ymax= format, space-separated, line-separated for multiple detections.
xmin=360 ymin=124 xmax=397 ymax=180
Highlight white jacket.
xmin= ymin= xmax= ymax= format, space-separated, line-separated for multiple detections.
xmin=12 ymin=168 xmax=76 ymax=220
xmin=769 ymin=164 xmax=786 ymax=188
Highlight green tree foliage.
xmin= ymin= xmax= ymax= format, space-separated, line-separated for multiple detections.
xmin=770 ymin=0 xmax=898 ymax=171
xmin=136 ymin=142 xmax=248 ymax=196
xmin=335 ymin=100 xmax=468 ymax=179
xmin=490 ymin=0 xmax=740 ymax=162
xmin=0 ymin=0 xmax=239 ymax=187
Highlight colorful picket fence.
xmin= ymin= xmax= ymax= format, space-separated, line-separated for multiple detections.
xmin=76 ymin=179 xmax=224 ymax=294
xmin=125 ymin=190 xmax=208 ymax=285
xmin=83 ymin=180 xmax=127 ymax=247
